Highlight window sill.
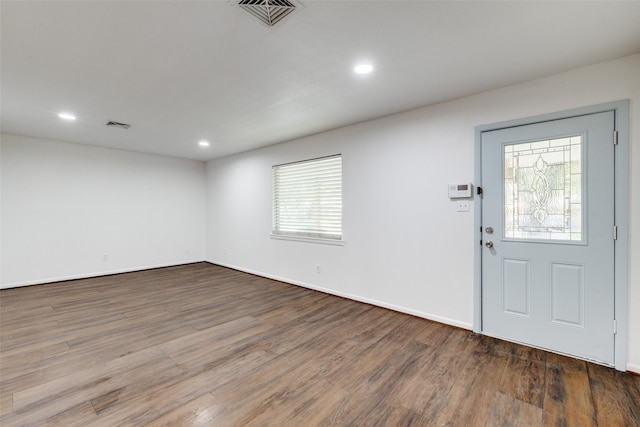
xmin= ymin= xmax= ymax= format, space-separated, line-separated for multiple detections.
xmin=270 ymin=234 xmax=345 ymax=246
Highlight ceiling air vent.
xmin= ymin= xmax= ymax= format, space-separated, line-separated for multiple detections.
xmin=106 ymin=121 xmax=131 ymax=130
xmin=239 ymin=0 xmax=295 ymax=27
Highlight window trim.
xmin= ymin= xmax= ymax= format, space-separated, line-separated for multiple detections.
xmin=270 ymin=233 xmax=345 ymax=246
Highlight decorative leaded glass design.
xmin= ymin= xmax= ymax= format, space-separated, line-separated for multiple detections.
xmin=504 ymin=136 xmax=582 ymax=241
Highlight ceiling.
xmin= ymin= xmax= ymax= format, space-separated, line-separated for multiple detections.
xmin=2 ymin=1 xmax=640 ymax=161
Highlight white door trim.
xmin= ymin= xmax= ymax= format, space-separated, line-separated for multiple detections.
xmin=473 ymin=100 xmax=629 ymax=371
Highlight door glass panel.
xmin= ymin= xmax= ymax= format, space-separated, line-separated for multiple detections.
xmin=504 ymin=136 xmax=582 ymax=241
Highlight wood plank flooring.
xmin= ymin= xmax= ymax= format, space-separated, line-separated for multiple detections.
xmin=1 ymin=262 xmax=638 ymax=426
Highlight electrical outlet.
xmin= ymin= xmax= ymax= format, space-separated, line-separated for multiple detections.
xmin=316 ymin=265 xmax=321 ymax=273
xmin=103 ymin=254 xmax=109 ymax=261
xmin=456 ymin=201 xmax=470 ymax=212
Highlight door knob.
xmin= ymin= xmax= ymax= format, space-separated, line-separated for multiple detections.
xmin=485 ymin=241 xmax=494 ymax=248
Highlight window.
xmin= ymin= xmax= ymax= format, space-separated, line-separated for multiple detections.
xmin=272 ymin=155 xmax=342 ymax=242
xmin=504 ymin=136 xmax=583 ymax=241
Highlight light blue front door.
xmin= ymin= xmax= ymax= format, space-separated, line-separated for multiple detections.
xmin=481 ymin=111 xmax=615 ymax=365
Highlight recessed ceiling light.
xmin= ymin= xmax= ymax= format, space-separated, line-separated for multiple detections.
xmin=58 ymin=112 xmax=76 ymax=121
xmin=198 ymin=140 xmax=210 ymax=147
xmin=354 ymin=63 xmax=374 ymax=75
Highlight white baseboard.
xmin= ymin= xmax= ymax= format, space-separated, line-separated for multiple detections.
xmin=0 ymin=259 xmax=207 ymax=289
xmin=207 ymin=259 xmax=473 ymax=331
xmin=626 ymin=363 xmax=640 ymax=375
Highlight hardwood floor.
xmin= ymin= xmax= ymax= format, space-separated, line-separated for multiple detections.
xmin=1 ymin=263 xmax=638 ymax=426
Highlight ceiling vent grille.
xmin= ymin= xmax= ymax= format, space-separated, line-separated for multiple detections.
xmin=106 ymin=121 xmax=131 ymax=130
xmin=239 ymin=0 xmax=295 ymax=27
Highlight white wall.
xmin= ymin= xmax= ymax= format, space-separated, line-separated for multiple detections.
xmin=205 ymin=54 xmax=640 ymax=371
xmin=0 ymin=134 xmax=206 ymax=287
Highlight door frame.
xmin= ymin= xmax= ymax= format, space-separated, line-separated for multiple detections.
xmin=473 ymin=100 xmax=629 ymax=371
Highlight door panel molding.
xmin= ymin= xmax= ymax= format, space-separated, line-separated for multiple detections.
xmin=474 ymin=100 xmax=629 ymax=371
xmin=550 ymin=262 xmax=584 ymax=327
xmin=502 ymin=258 xmax=531 ymax=316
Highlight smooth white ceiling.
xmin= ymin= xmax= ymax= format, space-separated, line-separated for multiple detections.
xmin=2 ymin=1 xmax=640 ymax=161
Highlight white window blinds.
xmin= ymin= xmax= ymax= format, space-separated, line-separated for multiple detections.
xmin=272 ymin=155 xmax=342 ymax=240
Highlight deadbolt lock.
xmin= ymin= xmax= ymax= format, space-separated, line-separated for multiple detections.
xmin=485 ymin=227 xmax=494 ymax=234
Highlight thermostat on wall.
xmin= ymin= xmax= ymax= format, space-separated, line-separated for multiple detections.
xmin=448 ymin=183 xmax=472 ymax=199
